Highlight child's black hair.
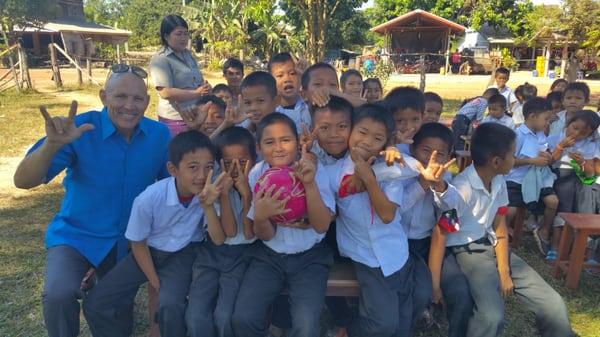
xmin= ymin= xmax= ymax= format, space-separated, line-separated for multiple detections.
xmin=424 ymin=92 xmax=443 ymax=106
xmin=241 ymin=71 xmax=278 ymax=98
xmin=563 ymin=82 xmax=591 ymax=102
xmin=488 ymin=93 xmax=507 ymax=107
xmin=256 ymin=112 xmax=298 ymax=143
xmin=301 ymin=62 xmax=338 ymax=90
xmin=362 ymin=78 xmax=383 ymax=96
xmin=471 ymin=123 xmax=516 ymax=167
xmin=352 ymin=103 xmax=395 ymax=144
xmin=384 ymin=86 xmax=425 ymax=114
xmin=168 ymin=130 xmax=217 ymax=167
xmin=462 ymin=88 xmax=500 ymax=107
xmin=514 ymin=82 xmax=537 ymax=101
xmin=546 ymin=91 xmax=563 ymax=110
xmin=412 ymin=122 xmax=453 ymax=153
xmin=340 ymin=69 xmax=363 ymax=90
xmin=214 ymin=126 xmax=257 ymax=162
xmin=196 ymin=94 xmax=226 ymax=111
xmin=311 ymin=96 xmax=354 ymax=124
xmin=523 ymin=97 xmax=547 ymax=119
xmin=212 ymin=83 xmax=232 ymax=95
xmin=222 ymin=58 xmax=244 ymax=74
xmin=268 ymin=52 xmax=295 ymax=72
xmin=549 ymin=78 xmax=568 ymax=91
xmin=566 ymin=109 xmax=600 ymax=131
xmin=495 ymin=67 xmax=510 ymax=77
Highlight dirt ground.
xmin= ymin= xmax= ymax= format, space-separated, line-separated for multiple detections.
xmin=20 ymin=67 xmax=600 ymax=102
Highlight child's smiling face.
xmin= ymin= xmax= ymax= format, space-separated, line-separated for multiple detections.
xmin=348 ymin=117 xmax=388 ymax=160
xmin=313 ymin=108 xmax=351 ymax=158
xmin=258 ymin=122 xmax=298 ymax=167
xmin=242 ymin=85 xmax=277 ymax=124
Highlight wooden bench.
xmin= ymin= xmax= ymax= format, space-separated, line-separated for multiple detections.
xmin=327 ymin=261 xmax=360 ymax=297
xmin=455 ymin=150 xmax=471 ymax=172
xmin=553 ymin=212 xmax=600 ymax=289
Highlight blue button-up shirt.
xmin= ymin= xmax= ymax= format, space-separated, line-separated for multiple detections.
xmin=327 ymin=155 xmax=409 ymax=277
xmin=27 ymin=108 xmax=171 ymax=266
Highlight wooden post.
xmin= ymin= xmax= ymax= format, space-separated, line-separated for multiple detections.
xmin=1 ymin=31 xmax=21 ymax=92
xmin=116 ymin=44 xmax=122 ymax=64
xmin=560 ymin=44 xmax=568 ymax=79
xmin=17 ymin=45 xmax=24 ymax=85
xmin=76 ymin=56 xmax=83 ymax=85
xmin=419 ymin=54 xmax=426 ymax=92
xmin=18 ymin=44 xmax=33 ymax=90
xmin=49 ymin=44 xmax=63 ymax=87
xmin=87 ymin=58 xmax=92 ymax=83
xmin=444 ymin=29 xmax=451 ymax=75
xmin=544 ymin=41 xmax=551 ymax=77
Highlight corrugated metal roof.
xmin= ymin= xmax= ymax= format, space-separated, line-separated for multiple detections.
xmin=16 ymin=19 xmax=131 ymax=36
xmin=370 ymin=9 xmax=466 ymax=35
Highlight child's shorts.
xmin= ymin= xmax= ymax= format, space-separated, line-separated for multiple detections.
xmin=507 ymin=181 xmax=555 ymax=215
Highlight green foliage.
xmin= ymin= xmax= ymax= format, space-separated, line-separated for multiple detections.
xmin=0 ymin=0 xmax=57 ymax=36
xmin=119 ymin=0 xmax=181 ymax=49
xmin=500 ymin=48 xmax=517 ymax=71
xmin=361 ymin=59 xmax=395 ymax=89
xmin=366 ymin=0 xmax=534 ymax=39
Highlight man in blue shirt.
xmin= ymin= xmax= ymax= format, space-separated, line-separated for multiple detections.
xmin=13 ymin=70 xmax=171 ymax=337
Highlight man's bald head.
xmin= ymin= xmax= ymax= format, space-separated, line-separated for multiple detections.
xmin=104 ymin=71 xmax=147 ymax=94
xmin=100 ymin=71 xmax=150 ymax=140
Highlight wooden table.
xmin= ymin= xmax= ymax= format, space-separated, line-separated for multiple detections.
xmin=554 ymin=212 xmax=600 ymax=289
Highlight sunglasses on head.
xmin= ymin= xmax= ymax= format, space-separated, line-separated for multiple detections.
xmin=110 ymin=64 xmax=148 ymax=79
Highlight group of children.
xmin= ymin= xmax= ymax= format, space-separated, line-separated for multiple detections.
xmin=79 ymin=55 xmax=600 ymax=337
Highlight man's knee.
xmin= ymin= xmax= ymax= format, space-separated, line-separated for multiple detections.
xmin=43 ymin=281 xmax=80 ymax=309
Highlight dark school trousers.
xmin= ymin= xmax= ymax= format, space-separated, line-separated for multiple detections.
xmin=83 ymin=243 xmax=196 ymax=337
xmin=409 ymin=237 xmax=473 ymax=337
xmin=451 ymin=114 xmax=471 ymax=151
xmin=186 ymin=240 xmax=251 ymax=337
xmin=347 ymin=258 xmax=414 ymax=337
xmin=43 ymin=245 xmax=118 ymax=337
xmin=450 ymin=240 xmax=573 ymax=337
xmin=231 ymin=241 xmax=333 ymax=337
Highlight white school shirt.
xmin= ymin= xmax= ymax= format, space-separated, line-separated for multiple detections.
xmin=481 ymin=114 xmax=515 ymax=130
xmin=511 ymin=102 xmax=524 ymax=126
xmin=400 ymin=172 xmax=452 ymax=240
xmin=505 ymin=124 xmax=548 ymax=184
xmin=275 ymin=97 xmax=312 ymax=135
xmin=489 ymin=84 xmax=517 ymax=111
xmin=246 ymin=161 xmax=336 ymax=254
xmin=433 ymin=165 xmax=509 ymax=247
xmin=548 ymin=131 xmax=599 ymax=169
xmin=328 ymin=155 xmax=409 ymax=277
xmin=125 ymin=177 xmax=205 ymax=252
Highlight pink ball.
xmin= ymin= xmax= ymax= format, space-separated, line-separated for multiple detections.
xmin=253 ymin=166 xmax=307 ymax=225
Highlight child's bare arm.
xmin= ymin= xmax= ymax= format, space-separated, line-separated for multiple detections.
xmin=252 ymin=185 xmax=288 ymax=241
xmin=492 ymin=212 xmax=514 ymax=298
xmin=428 ymin=225 xmax=448 ymax=304
xmin=131 ymin=241 xmax=160 ymax=291
xmin=295 ymin=146 xmax=332 ymax=233
xmin=204 ymin=205 xmax=226 ymax=245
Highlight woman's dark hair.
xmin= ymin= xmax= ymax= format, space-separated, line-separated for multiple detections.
xmin=340 ymin=69 xmax=363 ymax=90
xmin=362 ymin=78 xmax=383 ymax=96
xmin=169 ymin=130 xmax=216 ymax=167
xmin=352 ymin=103 xmax=395 ymax=145
xmin=214 ymin=126 xmax=257 ymax=162
xmin=471 ymin=123 xmax=516 ymax=167
xmin=566 ymin=109 xmax=600 ymax=131
xmin=160 ymin=15 xmax=189 ymax=46
xmin=256 ymin=112 xmax=298 ymax=143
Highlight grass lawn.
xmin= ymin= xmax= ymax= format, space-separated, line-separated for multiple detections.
xmin=1 ymin=87 xmax=600 ymax=336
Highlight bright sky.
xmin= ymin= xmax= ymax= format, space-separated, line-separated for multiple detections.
xmin=359 ymin=0 xmax=562 ymax=10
